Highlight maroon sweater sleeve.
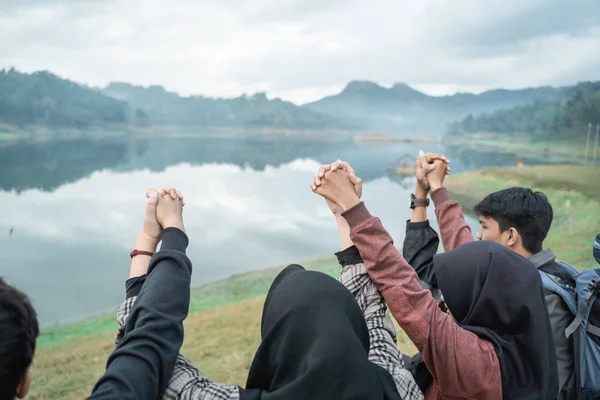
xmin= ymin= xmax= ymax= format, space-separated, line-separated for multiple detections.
xmin=431 ymin=188 xmax=475 ymax=251
xmin=342 ymin=202 xmax=501 ymax=399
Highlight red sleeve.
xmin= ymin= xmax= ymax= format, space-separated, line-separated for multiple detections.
xmin=342 ymin=202 xmax=501 ymax=399
xmin=431 ymin=188 xmax=475 ymax=251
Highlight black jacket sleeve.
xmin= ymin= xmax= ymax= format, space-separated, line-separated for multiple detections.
xmin=402 ymin=220 xmax=442 ymax=301
xmin=88 ymin=227 xmax=192 ymax=400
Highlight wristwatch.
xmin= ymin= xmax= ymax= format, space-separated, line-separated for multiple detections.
xmin=410 ymin=193 xmax=430 ymax=209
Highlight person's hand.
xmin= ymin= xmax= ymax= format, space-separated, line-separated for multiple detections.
xmin=141 ymin=189 xmax=162 ymax=242
xmin=310 ymin=160 xmax=362 ymax=215
xmin=156 ymin=187 xmax=185 ymax=231
xmin=154 ymin=186 xmax=185 ymax=206
xmin=416 ymin=151 xmax=450 ymax=193
xmin=427 ymin=160 xmax=448 ymax=192
xmin=134 ymin=189 xmax=162 ymax=252
xmin=312 ymin=169 xmax=361 ymax=212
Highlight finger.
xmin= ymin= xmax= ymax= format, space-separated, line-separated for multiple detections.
xmin=158 ymin=187 xmax=169 ymax=196
xmin=176 ymin=189 xmax=183 ymax=200
xmin=310 ymin=183 xmax=317 ymax=192
xmin=145 ymin=188 xmax=157 ymax=199
xmin=331 ymin=159 xmax=344 ymax=171
xmin=169 ymin=188 xmax=177 ymax=200
xmin=314 ymin=174 xmax=321 ymax=186
xmin=348 ymin=173 xmax=361 ymax=184
xmin=145 ymin=191 xmax=158 ymax=219
xmin=424 ymin=153 xmax=441 ymax=164
xmin=350 ymin=173 xmax=363 ymax=197
xmin=343 ymin=161 xmax=355 ymax=174
xmin=318 ymin=165 xmax=330 ymax=178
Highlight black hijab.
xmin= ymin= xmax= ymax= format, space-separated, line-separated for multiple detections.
xmin=239 ymin=264 xmax=403 ymax=400
xmin=420 ymin=241 xmax=558 ymax=399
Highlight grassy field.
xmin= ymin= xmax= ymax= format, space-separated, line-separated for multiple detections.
xmin=446 ymin=165 xmax=600 ymax=269
xmin=448 ymin=135 xmax=592 ymax=164
xmin=29 ymin=164 xmax=599 ymax=399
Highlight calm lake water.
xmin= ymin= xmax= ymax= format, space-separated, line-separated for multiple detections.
xmin=0 ymin=136 xmax=534 ymax=327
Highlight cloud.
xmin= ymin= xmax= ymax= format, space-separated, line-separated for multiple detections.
xmin=1 ymin=0 xmax=599 ymax=103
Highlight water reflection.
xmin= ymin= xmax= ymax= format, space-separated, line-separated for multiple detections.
xmin=0 ymin=137 xmax=533 ymax=193
xmin=1 ymin=156 xmax=476 ymax=326
xmin=1 ymin=136 xmax=534 ymax=326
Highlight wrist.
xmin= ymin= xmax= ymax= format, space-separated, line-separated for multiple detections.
xmin=135 ymin=231 xmax=159 ymax=252
xmin=429 ymin=181 xmax=443 ymax=192
xmin=338 ymin=195 xmax=361 ymax=212
xmin=415 ymin=185 xmax=429 ymax=198
xmin=162 ymin=220 xmax=185 ymax=232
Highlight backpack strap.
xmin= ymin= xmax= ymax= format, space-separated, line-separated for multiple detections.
xmin=588 ymin=323 xmax=600 ymax=337
xmin=566 ymin=289 xmax=596 ymax=338
xmin=565 ymin=278 xmax=599 ymax=338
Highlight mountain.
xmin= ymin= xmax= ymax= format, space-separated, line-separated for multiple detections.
xmin=304 ymin=80 xmax=567 ymax=135
xmin=0 ymin=68 xmax=134 ymax=127
xmin=103 ymin=82 xmax=346 ymax=130
xmin=447 ymin=81 xmax=600 ymax=140
xmin=0 ymin=69 xmax=347 ymax=133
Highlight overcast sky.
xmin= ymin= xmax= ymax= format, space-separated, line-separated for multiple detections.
xmin=1 ymin=0 xmax=599 ymax=104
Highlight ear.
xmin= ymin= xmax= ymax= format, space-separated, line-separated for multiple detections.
xmin=15 ymin=368 xmax=32 ymax=399
xmin=505 ymin=227 xmax=520 ymax=248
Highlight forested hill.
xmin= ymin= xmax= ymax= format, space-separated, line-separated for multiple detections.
xmin=102 ymin=82 xmax=346 ymax=130
xmin=0 ymin=69 xmax=134 ymax=127
xmin=0 ymin=69 xmax=346 ymax=131
xmin=447 ymin=81 xmax=600 ymax=139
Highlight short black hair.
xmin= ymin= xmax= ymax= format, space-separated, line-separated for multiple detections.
xmin=0 ymin=278 xmax=39 ymax=400
xmin=474 ymin=187 xmax=553 ymax=254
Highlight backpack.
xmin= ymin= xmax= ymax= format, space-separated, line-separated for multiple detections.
xmin=539 ymin=261 xmax=600 ymax=399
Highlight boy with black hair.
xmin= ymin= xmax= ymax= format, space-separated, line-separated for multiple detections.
xmin=0 ymin=278 xmax=39 ymax=400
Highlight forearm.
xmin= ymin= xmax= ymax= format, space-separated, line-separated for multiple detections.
xmin=130 ymin=230 xmax=159 ymax=278
xmin=402 ymin=220 xmax=441 ymax=300
xmin=335 ymin=214 xmax=353 ymax=250
xmin=410 ymin=185 xmax=428 ymax=223
xmin=342 ymin=202 xmax=440 ymax=346
xmin=90 ymin=228 xmax=192 ymax=400
xmin=431 ymin=188 xmax=474 ymax=251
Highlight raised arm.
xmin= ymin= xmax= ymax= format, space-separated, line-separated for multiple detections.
xmin=343 ymin=202 xmax=499 ymax=399
xmin=114 ymin=188 xmax=240 ymax=400
xmin=90 ymin=226 xmax=192 ymax=400
xmin=402 ymin=153 xmax=446 ymax=299
xmin=313 ymin=170 xmax=500 ymax=399
xmin=334 ymin=220 xmax=423 ymax=400
xmin=313 ymin=162 xmax=422 ymax=399
xmin=427 ymin=162 xmax=474 ymax=251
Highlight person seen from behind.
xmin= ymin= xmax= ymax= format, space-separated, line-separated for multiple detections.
xmin=312 ymin=163 xmax=559 ymax=399
xmin=0 ymin=278 xmax=39 ymax=400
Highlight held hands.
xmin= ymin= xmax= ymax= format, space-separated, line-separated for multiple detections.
xmin=415 ymin=151 xmax=450 ymax=194
xmin=139 ymin=187 xmax=185 ymax=248
xmin=310 ymin=160 xmax=362 ymax=213
xmin=154 ymin=186 xmax=186 ymax=232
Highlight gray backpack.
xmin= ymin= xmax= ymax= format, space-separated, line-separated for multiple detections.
xmin=540 ymin=261 xmax=600 ymax=399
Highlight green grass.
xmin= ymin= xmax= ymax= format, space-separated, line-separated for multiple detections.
xmin=449 ymin=135 xmax=590 ymax=164
xmin=446 ymin=165 xmax=600 ymax=269
xmin=39 ymin=256 xmax=341 ymax=347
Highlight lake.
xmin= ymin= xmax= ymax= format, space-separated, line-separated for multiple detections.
xmin=0 ymin=136 xmax=532 ymax=327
